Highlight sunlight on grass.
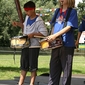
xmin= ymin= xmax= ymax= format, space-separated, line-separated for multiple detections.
xmin=0 ymin=54 xmax=85 ymax=80
xmin=73 ymin=56 xmax=85 ymax=74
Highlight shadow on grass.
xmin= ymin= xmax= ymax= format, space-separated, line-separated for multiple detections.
xmin=0 ymin=67 xmax=49 ymax=72
xmin=0 ymin=67 xmax=20 ymax=72
xmin=0 ymin=67 xmax=49 ymax=75
xmin=0 ymin=67 xmax=84 ymax=75
xmin=38 ymin=68 xmax=49 ymax=72
xmin=72 ymin=69 xmax=85 ymax=74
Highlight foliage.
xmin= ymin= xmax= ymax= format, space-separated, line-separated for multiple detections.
xmin=53 ymin=0 xmax=58 ymax=5
xmin=0 ymin=0 xmax=85 ymax=47
xmin=74 ymin=0 xmax=85 ymax=40
xmin=77 ymin=0 xmax=85 ymax=24
xmin=0 ymin=0 xmax=59 ymax=47
xmin=0 ymin=0 xmax=21 ymax=46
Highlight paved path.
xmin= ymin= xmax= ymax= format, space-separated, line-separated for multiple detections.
xmin=0 ymin=75 xmax=85 ymax=85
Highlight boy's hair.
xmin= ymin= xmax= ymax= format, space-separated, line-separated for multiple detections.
xmin=24 ymin=1 xmax=35 ymax=8
xmin=59 ymin=0 xmax=75 ymax=8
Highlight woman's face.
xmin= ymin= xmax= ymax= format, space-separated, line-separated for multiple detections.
xmin=59 ymin=0 xmax=68 ymax=6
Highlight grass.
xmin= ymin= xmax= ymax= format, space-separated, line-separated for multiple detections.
xmin=0 ymin=54 xmax=85 ymax=80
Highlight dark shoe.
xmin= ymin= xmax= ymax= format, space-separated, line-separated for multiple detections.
xmin=84 ymin=81 xmax=85 ymax=84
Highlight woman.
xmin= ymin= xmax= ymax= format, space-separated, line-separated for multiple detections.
xmin=47 ymin=0 xmax=78 ymax=85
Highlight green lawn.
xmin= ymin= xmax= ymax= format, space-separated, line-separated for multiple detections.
xmin=0 ymin=54 xmax=85 ymax=80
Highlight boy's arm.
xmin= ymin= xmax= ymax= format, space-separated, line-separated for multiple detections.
xmin=28 ymin=32 xmax=46 ymax=38
xmin=75 ymin=31 xmax=82 ymax=47
xmin=12 ymin=21 xmax=24 ymax=29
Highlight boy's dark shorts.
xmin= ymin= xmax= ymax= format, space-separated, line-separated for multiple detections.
xmin=20 ymin=47 xmax=40 ymax=72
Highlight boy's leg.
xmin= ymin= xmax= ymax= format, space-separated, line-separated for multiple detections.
xmin=18 ymin=70 xmax=27 ymax=85
xmin=19 ymin=48 xmax=29 ymax=85
xmin=30 ymin=71 xmax=37 ymax=85
xmin=29 ymin=48 xmax=40 ymax=85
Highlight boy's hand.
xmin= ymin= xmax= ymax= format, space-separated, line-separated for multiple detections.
xmin=75 ymin=40 xmax=79 ymax=48
xmin=27 ymin=33 xmax=34 ymax=38
xmin=12 ymin=21 xmax=18 ymax=27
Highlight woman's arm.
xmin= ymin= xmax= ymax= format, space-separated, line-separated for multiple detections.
xmin=47 ymin=26 xmax=71 ymax=42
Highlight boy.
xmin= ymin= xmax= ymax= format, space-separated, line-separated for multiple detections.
xmin=75 ymin=16 xmax=85 ymax=47
xmin=12 ymin=1 xmax=48 ymax=85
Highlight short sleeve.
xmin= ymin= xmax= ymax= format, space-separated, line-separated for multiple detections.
xmin=79 ymin=16 xmax=85 ymax=32
xmin=67 ymin=9 xmax=78 ymax=29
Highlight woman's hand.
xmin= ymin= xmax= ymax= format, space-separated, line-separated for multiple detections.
xmin=46 ymin=34 xmax=57 ymax=42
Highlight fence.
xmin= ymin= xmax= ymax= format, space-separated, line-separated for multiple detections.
xmin=0 ymin=47 xmax=85 ymax=56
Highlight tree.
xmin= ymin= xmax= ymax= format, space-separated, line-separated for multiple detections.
xmin=77 ymin=0 xmax=85 ymax=24
xmin=53 ymin=0 xmax=58 ymax=5
xmin=0 ymin=0 xmax=59 ymax=47
xmin=0 ymin=0 xmax=21 ymax=46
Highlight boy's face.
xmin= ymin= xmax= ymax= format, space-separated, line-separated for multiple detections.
xmin=25 ymin=9 xmax=34 ymax=17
